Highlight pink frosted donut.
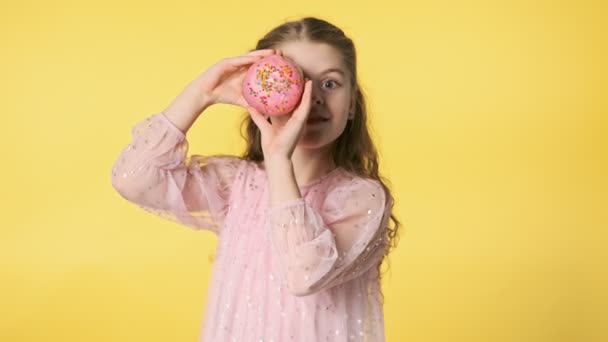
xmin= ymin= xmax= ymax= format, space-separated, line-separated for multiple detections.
xmin=242 ymin=54 xmax=304 ymax=116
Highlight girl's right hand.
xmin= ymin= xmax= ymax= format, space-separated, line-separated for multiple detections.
xmin=194 ymin=49 xmax=276 ymax=108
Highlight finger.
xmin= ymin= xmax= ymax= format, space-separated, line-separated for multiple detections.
xmin=290 ymin=80 xmax=313 ymax=125
xmin=245 ymin=49 xmax=275 ymax=57
xmin=212 ymin=56 xmax=262 ymax=78
xmin=235 ymin=95 xmax=250 ymax=109
xmin=222 ymin=55 xmax=266 ymax=69
xmin=246 ymin=105 xmax=272 ymax=135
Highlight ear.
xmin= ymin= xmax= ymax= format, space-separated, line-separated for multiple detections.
xmin=348 ymin=96 xmax=356 ymax=119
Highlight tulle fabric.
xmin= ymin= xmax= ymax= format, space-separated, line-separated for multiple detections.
xmin=111 ymin=112 xmax=392 ymax=341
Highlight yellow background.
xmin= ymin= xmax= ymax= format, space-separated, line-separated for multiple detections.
xmin=1 ymin=0 xmax=606 ymax=341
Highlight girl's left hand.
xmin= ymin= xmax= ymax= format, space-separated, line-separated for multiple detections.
xmin=246 ymin=79 xmax=314 ymax=162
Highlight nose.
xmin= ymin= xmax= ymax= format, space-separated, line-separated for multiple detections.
xmin=311 ymin=81 xmax=324 ymax=105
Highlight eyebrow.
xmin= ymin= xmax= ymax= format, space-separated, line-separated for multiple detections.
xmin=320 ymin=68 xmax=346 ymax=77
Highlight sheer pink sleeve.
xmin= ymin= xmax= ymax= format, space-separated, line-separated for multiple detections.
xmin=265 ymin=178 xmax=392 ymax=296
xmin=111 ymin=112 xmax=242 ymax=234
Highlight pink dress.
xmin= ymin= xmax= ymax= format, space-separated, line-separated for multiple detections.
xmin=111 ymin=112 xmax=392 ymax=342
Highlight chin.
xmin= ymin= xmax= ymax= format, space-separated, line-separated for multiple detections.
xmin=297 ymin=136 xmax=337 ymax=150
xmin=297 ymin=124 xmax=345 ymax=149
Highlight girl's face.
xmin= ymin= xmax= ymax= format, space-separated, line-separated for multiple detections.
xmin=271 ymin=40 xmax=354 ymax=151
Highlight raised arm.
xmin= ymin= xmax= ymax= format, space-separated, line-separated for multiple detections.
xmin=111 ymin=112 xmax=242 ymax=233
xmin=111 ymin=49 xmax=276 ymax=233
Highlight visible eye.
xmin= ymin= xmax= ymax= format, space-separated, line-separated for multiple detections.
xmin=322 ymin=79 xmax=340 ymax=90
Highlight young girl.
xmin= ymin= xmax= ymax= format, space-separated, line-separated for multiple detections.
xmin=112 ymin=17 xmax=400 ymax=342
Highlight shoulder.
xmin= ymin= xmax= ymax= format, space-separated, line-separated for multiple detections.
xmin=327 ymin=169 xmax=386 ymax=201
xmin=322 ymin=170 xmax=388 ymax=221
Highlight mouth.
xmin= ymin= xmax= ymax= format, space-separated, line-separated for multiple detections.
xmin=306 ymin=115 xmax=330 ymax=124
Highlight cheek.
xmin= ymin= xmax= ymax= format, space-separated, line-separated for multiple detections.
xmin=327 ymin=103 xmax=350 ymax=121
xmin=329 ymin=92 xmax=351 ymax=112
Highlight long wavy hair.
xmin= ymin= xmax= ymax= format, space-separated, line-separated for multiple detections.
xmin=239 ymin=17 xmax=401 ymax=297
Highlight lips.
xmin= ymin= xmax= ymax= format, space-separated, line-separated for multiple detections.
xmin=307 ymin=113 xmax=330 ymax=122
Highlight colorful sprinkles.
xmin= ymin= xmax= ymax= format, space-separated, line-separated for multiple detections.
xmin=244 ymin=58 xmax=301 ymax=114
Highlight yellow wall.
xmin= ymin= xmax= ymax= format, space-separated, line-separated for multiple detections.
xmin=1 ymin=0 xmax=606 ymax=341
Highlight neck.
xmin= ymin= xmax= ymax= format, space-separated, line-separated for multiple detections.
xmin=290 ymin=144 xmax=336 ymax=186
xmin=262 ymin=144 xmax=336 ymax=187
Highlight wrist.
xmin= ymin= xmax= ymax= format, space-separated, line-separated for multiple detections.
xmin=264 ymin=158 xmax=302 ymax=206
xmin=198 ymin=91 xmax=213 ymax=112
xmin=265 ymin=157 xmax=292 ymax=171
xmin=186 ymin=77 xmax=214 ymax=113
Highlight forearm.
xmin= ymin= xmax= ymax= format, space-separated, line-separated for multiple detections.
xmin=111 ymin=113 xmax=187 ymax=202
xmin=266 ymin=158 xmax=302 ymax=207
xmin=162 ymin=77 xmax=212 ymax=134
